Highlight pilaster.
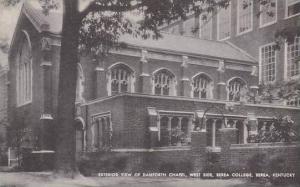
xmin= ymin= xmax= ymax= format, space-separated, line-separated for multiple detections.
xmin=216 ymin=60 xmax=227 ymax=100
xmin=95 ymin=58 xmax=106 ymax=98
xmin=39 ymin=37 xmax=54 ymax=151
xmin=139 ymin=50 xmax=151 ymax=94
xmin=181 ymin=56 xmax=191 ymax=97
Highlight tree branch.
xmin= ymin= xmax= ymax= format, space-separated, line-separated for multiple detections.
xmin=79 ymin=1 xmax=143 ymax=20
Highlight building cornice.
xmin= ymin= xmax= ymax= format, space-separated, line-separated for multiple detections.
xmin=82 ymin=93 xmax=300 ymax=111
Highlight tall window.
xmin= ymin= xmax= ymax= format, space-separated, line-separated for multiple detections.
xmin=108 ymin=63 xmax=134 ymax=96
xmin=153 ymin=69 xmax=176 ymax=96
xmin=260 ymin=43 xmax=276 ymax=83
xmin=192 ymin=74 xmax=213 ymax=99
xmin=260 ymin=0 xmax=277 ymax=27
xmin=17 ymin=34 xmax=32 ymax=106
xmin=227 ymin=78 xmax=246 ymax=101
xmin=91 ymin=116 xmax=112 ymax=151
xmin=287 ymin=36 xmax=300 ymax=78
xmin=199 ymin=13 xmax=212 ymax=40
xmin=237 ymin=0 xmax=253 ymax=34
xmin=217 ymin=4 xmax=231 ymax=40
xmin=76 ymin=64 xmax=84 ymax=103
xmin=286 ymin=0 xmax=300 ymax=18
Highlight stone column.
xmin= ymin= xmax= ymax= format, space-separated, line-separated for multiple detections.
xmin=187 ymin=117 xmax=193 ymax=143
xmin=243 ymin=120 xmax=248 ymax=144
xmin=247 ymin=113 xmax=258 ymax=143
xmin=216 ymin=60 xmax=227 ymax=100
xmin=147 ymin=107 xmax=158 ymax=148
xmin=178 ymin=117 xmax=182 ymax=129
xmin=181 ymin=56 xmax=190 ymax=97
xmin=40 ymin=37 xmax=54 ymax=151
xmin=168 ymin=116 xmax=172 ymax=145
xmin=139 ymin=50 xmax=152 ymax=94
xmin=212 ymin=119 xmax=216 ymax=148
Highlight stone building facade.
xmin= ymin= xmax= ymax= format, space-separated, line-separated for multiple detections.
xmin=6 ymin=1 xmax=300 ymax=171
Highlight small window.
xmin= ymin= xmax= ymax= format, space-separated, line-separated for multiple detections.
xmin=260 ymin=0 xmax=277 ymax=27
xmin=260 ymin=43 xmax=276 ymax=83
xmin=286 ymin=36 xmax=300 ymax=78
xmin=192 ymin=74 xmax=213 ymax=99
xmin=227 ymin=78 xmax=246 ymax=101
xmin=286 ymin=0 xmax=300 ymax=18
xmin=237 ymin=0 xmax=253 ymax=34
xmin=153 ymin=69 xmax=176 ymax=96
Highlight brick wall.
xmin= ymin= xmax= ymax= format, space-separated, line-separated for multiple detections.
xmin=83 ymin=94 xmax=300 ymax=150
xmin=80 ymin=52 xmax=256 ymax=102
xmin=79 ymin=148 xmax=192 ymax=173
xmin=228 ymin=142 xmax=300 ymax=172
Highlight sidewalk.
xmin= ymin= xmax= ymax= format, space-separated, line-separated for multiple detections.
xmin=0 ymin=172 xmax=245 ymax=187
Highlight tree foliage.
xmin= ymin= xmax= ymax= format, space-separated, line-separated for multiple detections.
xmin=249 ymin=116 xmax=298 ymax=143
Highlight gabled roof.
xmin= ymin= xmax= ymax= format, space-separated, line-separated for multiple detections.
xmin=119 ymin=34 xmax=256 ymax=63
xmin=17 ymin=2 xmax=256 ymax=64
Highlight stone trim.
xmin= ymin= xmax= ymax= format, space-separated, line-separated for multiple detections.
xmin=230 ymin=142 xmax=300 ymax=149
xmin=111 ymin=146 xmax=191 ymax=152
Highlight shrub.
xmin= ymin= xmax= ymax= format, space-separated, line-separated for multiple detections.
xmin=158 ymin=162 xmax=175 ymax=173
xmin=268 ymin=156 xmax=295 ymax=185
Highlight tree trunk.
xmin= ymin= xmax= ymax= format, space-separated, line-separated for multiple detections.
xmin=54 ymin=0 xmax=81 ymax=177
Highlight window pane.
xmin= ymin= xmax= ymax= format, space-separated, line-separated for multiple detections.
xmin=153 ymin=70 xmax=174 ymax=96
xmin=287 ymin=36 xmax=300 ymax=78
xmin=238 ymin=0 xmax=252 ymax=34
xmin=260 ymin=44 xmax=276 ymax=83
xmin=287 ymin=0 xmax=300 ymax=17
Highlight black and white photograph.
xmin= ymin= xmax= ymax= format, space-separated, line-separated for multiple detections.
xmin=0 ymin=0 xmax=299 ymax=186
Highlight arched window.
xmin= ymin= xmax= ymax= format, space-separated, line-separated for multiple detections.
xmin=192 ymin=73 xmax=213 ymax=99
xmin=17 ymin=31 xmax=32 ymax=105
xmin=227 ymin=78 xmax=247 ymax=101
xmin=108 ymin=63 xmax=134 ymax=96
xmin=153 ymin=69 xmax=176 ymax=96
xmin=76 ymin=64 xmax=85 ymax=103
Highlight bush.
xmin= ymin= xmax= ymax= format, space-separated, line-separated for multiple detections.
xmin=247 ymin=153 xmax=268 ymax=176
xmin=158 ymin=162 xmax=175 ymax=173
xmin=158 ymin=160 xmax=193 ymax=174
xmin=77 ymin=153 xmax=130 ymax=176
